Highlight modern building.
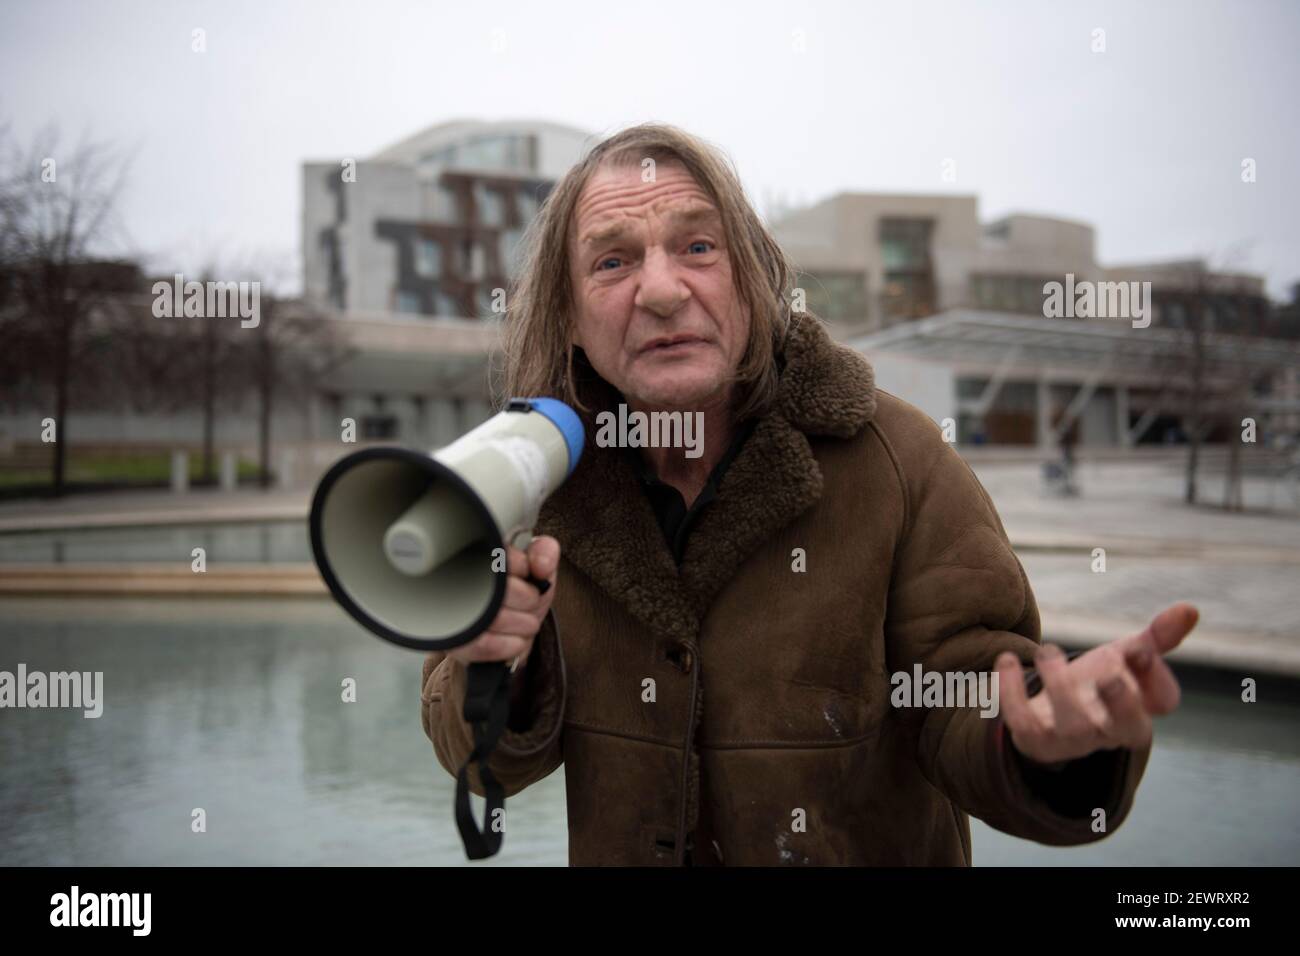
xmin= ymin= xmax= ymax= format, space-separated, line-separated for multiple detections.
xmin=286 ymin=119 xmax=595 ymax=468
xmin=770 ymin=193 xmax=1299 ymax=449
xmin=302 ymin=118 xmax=592 ymax=319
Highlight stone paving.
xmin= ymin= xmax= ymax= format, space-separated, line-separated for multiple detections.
xmin=971 ymin=457 xmax=1300 ymax=553
xmin=968 ymin=457 xmax=1300 ymax=673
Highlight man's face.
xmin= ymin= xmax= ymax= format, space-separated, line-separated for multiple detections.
xmin=568 ymin=159 xmax=750 ymax=411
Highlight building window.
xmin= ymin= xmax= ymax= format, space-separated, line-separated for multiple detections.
xmin=879 ymin=218 xmax=935 ymax=321
xmin=972 ymin=274 xmax=1057 ymax=315
xmin=1161 ymin=299 xmax=1188 ymax=330
xmin=462 ymin=240 xmax=485 ymax=280
xmin=475 ymin=183 xmax=505 ymax=226
xmin=500 ymin=228 xmax=526 ymax=275
xmin=418 ymin=145 xmax=459 ymax=172
xmin=793 ymin=271 xmax=867 ymax=322
xmin=458 ymin=134 xmax=532 ymax=173
xmin=421 ymin=182 xmax=459 ymax=223
xmin=517 ymin=186 xmax=541 ymax=222
xmin=434 ymin=292 xmax=461 ymax=317
xmin=414 ymin=239 xmax=442 ymax=278
xmin=395 ymin=290 xmax=423 ymax=315
xmin=476 ymin=285 xmax=500 ymax=318
xmin=956 ymin=376 xmax=989 ymax=401
xmin=361 ymin=415 xmax=399 ymax=440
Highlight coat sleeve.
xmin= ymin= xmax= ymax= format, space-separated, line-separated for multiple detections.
xmin=420 ymin=607 xmax=566 ymax=798
xmin=878 ymin=412 xmax=1149 ymax=846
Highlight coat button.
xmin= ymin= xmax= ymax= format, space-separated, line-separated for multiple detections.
xmin=664 ymin=642 xmax=693 ymax=672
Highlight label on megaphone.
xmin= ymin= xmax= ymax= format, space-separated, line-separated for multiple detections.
xmin=481 ymin=435 xmax=550 ymax=534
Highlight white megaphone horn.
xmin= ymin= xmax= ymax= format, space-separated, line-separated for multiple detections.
xmin=309 ymin=397 xmax=584 ymax=652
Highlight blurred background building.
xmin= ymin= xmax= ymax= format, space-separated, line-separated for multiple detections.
xmin=295 ymin=119 xmax=592 ymax=451
xmin=772 ymin=193 xmax=1299 ymax=449
xmin=2 ymin=117 xmax=1298 ymax=497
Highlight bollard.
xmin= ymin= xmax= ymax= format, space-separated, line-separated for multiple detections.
xmin=171 ymin=450 xmax=189 ymax=494
xmin=219 ymin=451 xmax=237 ymax=491
xmin=276 ymin=448 xmax=296 ymax=489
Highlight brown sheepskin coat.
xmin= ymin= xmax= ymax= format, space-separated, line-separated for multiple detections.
xmin=421 ymin=313 xmax=1148 ymax=865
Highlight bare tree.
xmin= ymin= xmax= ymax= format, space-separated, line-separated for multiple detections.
xmin=173 ymin=265 xmax=246 ymax=484
xmin=1162 ymin=255 xmax=1281 ymax=509
xmin=0 ymin=123 xmax=131 ymax=496
xmin=227 ymin=274 xmax=354 ymax=488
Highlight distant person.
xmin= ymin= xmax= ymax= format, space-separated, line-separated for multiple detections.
xmin=421 ymin=123 xmax=1199 ymax=865
xmin=1060 ymin=426 xmax=1078 ymax=496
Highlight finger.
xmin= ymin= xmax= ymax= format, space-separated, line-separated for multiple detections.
xmin=503 ymin=573 xmax=546 ymax=613
xmin=1097 ymin=670 xmax=1152 ymax=749
xmin=486 ymin=607 xmax=544 ymax=639
xmin=994 ymin=652 xmax=1032 ymax=733
xmin=502 ymin=544 xmax=530 ymax=579
xmin=1123 ymin=603 xmax=1199 ymax=666
xmin=1035 ymin=643 xmax=1095 ymax=742
xmin=1130 ymin=651 xmax=1181 ymax=715
xmin=1074 ymin=675 xmax=1114 ymax=739
xmin=526 ymin=535 xmax=561 ymax=583
xmin=452 ymin=632 xmax=530 ymax=664
xmin=1121 ymin=609 xmax=1188 ymax=715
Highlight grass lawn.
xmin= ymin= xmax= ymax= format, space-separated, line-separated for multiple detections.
xmin=0 ymin=452 xmax=261 ymax=489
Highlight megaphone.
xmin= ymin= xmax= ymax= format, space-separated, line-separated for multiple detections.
xmin=309 ymin=397 xmax=584 ymax=652
xmin=308 ymin=397 xmax=584 ymax=860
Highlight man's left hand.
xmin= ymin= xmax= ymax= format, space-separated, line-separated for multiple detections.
xmin=994 ymin=602 xmax=1199 ymax=766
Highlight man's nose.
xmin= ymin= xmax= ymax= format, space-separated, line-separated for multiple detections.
xmin=634 ymin=247 xmax=690 ymax=318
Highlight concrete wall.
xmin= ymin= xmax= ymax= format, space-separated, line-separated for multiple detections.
xmin=302 ymin=160 xmax=418 ymax=313
xmin=772 ymin=194 xmax=1104 ymax=331
xmin=301 ymin=162 xmax=337 ymax=307
xmin=863 ymin=352 xmax=955 ymax=426
xmin=342 ymin=162 xmax=419 ymax=313
xmin=534 ymin=124 xmax=592 ymax=179
xmin=1080 ymin=386 xmax=1118 ymax=446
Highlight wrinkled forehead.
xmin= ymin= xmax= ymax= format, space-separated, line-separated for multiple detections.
xmin=570 ymin=157 xmax=721 ymax=249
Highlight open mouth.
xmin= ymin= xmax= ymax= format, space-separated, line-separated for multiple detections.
xmin=643 ymin=337 xmax=706 ymax=354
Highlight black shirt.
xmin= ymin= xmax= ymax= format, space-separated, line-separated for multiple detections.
xmin=625 ymin=418 xmax=758 ymax=565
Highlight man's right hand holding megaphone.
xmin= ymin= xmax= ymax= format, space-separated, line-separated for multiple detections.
xmin=446 ymin=537 xmax=561 ymax=712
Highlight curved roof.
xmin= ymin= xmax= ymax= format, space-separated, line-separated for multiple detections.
xmin=370 ymin=118 xmax=594 ymax=164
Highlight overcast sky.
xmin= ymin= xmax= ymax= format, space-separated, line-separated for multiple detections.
xmin=2 ymin=0 xmax=1296 ymax=297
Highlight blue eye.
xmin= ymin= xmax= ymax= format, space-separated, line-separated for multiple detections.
xmin=597 ymin=257 xmax=622 ymax=271
xmin=688 ymin=241 xmax=713 ymax=254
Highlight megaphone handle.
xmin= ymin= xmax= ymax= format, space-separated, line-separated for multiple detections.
xmin=508 ymin=526 xmax=551 ymax=671
xmin=455 ymin=660 xmax=512 ymax=860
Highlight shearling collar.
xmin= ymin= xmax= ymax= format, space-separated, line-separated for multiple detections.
xmin=535 ymin=313 xmax=877 ymax=644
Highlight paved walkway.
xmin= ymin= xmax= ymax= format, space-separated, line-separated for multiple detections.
xmin=970 ymin=458 xmax=1300 ymax=675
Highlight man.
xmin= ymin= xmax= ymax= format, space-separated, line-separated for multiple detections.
xmin=421 ymin=123 xmax=1198 ymax=866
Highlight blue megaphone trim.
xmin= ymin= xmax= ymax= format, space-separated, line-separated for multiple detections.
xmin=510 ymin=397 xmax=585 ymax=478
